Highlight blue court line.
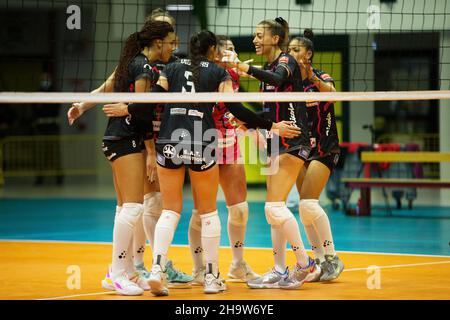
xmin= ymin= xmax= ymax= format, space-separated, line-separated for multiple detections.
xmin=0 ymin=198 xmax=449 ymax=256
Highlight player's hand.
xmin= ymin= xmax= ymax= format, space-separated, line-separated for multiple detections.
xmin=221 ymin=50 xmax=241 ymax=68
xmin=228 ymin=113 xmax=248 ymax=130
xmin=271 ymin=121 xmax=301 ymax=138
xmin=103 ymin=103 xmax=129 ymax=117
xmin=146 ymin=152 xmax=157 ymax=183
xmin=299 ymin=57 xmax=314 ymax=81
xmin=67 ymin=103 xmax=84 ymax=125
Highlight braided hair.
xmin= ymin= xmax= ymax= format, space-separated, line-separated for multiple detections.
xmin=114 ymin=20 xmax=174 ymax=92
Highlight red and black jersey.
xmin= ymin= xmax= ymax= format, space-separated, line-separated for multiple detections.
xmin=257 ymin=52 xmax=310 ymax=158
xmin=103 ymin=53 xmax=158 ymax=141
xmin=303 ymin=68 xmax=340 ymax=159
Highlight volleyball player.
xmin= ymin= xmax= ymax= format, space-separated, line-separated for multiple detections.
xmin=287 ymin=30 xmax=344 ymax=281
xmin=222 ymin=17 xmax=321 ymax=289
xmin=130 ymin=30 xmax=300 ymax=296
xmin=187 ymin=35 xmax=259 ymax=285
xmin=68 ymin=9 xmax=193 ymax=287
xmin=95 ymin=20 xmax=176 ymax=296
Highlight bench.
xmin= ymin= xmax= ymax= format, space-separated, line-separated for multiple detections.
xmin=342 ymin=151 xmax=450 ymax=215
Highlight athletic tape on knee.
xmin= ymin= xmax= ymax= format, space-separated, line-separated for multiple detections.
xmin=264 ymin=202 xmax=294 ymax=226
xmin=143 ymin=192 xmax=162 ymax=217
xmin=299 ymin=199 xmax=325 ymax=226
xmin=200 ymin=210 xmax=221 ymax=238
xmin=156 ymin=210 xmax=181 ymax=231
xmin=117 ymin=203 xmax=144 ymax=228
xmin=227 ymin=201 xmax=249 ymax=227
xmin=189 ymin=209 xmax=202 ymax=232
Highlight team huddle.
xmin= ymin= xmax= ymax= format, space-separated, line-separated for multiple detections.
xmin=67 ymin=8 xmax=344 ymax=297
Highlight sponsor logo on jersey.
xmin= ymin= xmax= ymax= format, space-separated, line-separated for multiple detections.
xmin=188 ymin=109 xmax=204 ymax=118
xmin=125 ymin=116 xmax=132 ymax=125
xmin=326 ymin=112 xmax=332 ymax=136
xmin=288 ymin=103 xmax=298 ymax=127
xmin=201 ymin=160 xmax=215 ymax=170
xmin=306 ymin=101 xmax=319 ymax=107
xmin=143 ymin=63 xmax=151 ymax=71
xmin=171 ymin=108 xmax=187 ymax=115
xmin=163 ymin=145 xmax=176 ymax=159
xmin=265 ymin=85 xmax=275 ymax=91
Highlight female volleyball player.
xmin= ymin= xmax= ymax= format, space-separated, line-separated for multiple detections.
xmin=137 ymin=30 xmax=300 ymax=296
xmin=68 ymin=9 xmax=193 ymax=288
xmin=222 ymin=17 xmax=321 ymax=289
xmin=97 ymin=20 xmax=176 ymax=296
xmin=287 ymin=30 xmax=344 ymax=281
xmin=188 ymin=35 xmax=260 ymax=285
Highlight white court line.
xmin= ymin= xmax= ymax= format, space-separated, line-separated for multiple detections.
xmin=1 ymin=239 xmax=449 ymax=258
xmin=343 ymin=260 xmax=450 ymax=272
xmin=35 ymin=260 xmax=450 ymax=300
xmin=37 ymin=291 xmax=116 ymax=301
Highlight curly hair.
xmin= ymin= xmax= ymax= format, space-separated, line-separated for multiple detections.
xmin=114 ymin=20 xmax=174 ymax=92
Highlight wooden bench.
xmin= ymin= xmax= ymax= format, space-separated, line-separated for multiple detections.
xmin=342 ymin=151 xmax=450 ymax=215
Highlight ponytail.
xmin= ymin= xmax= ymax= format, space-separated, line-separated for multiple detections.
xmin=189 ymin=30 xmax=217 ymax=91
xmin=259 ymin=17 xmax=290 ymax=51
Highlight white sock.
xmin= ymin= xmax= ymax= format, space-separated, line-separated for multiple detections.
xmin=227 ymin=202 xmax=248 ymax=264
xmin=143 ymin=192 xmax=162 ymax=251
xmin=281 ymin=216 xmax=309 ymax=268
xmin=133 ymin=214 xmax=146 ymax=266
xmin=313 ymin=214 xmax=336 ymax=257
xmin=200 ymin=211 xmax=221 ymax=277
xmin=111 ymin=203 xmax=143 ymax=278
xmin=304 ymin=224 xmax=325 ymax=262
xmin=188 ymin=209 xmax=204 ymax=271
xmin=153 ymin=210 xmax=180 ymax=269
xmin=271 ymin=225 xmax=287 ymax=273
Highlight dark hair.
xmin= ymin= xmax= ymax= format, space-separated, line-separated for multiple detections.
xmin=189 ymin=30 xmax=217 ymax=91
xmin=114 ymin=20 xmax=174 ymax=92
xmin=292 ymin=28 xmax=315 ymax=62
xmin=216 ymin=35 xmax=231 ymax=48
xmin=258 ymin=17 xmax=290 ymax=51
xmin=145 ymin=7 xmax=176 ymax=27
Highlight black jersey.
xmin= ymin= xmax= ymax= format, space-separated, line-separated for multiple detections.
xmin=156 ymin=59 xmax=230 ymax=147
xmin=303 ymin=69 xmax=340 ymax=159
xmin=260 ymin=52 xmax=310 ymax=158
xmin=103 ymin=53 xmax=158 ymax=140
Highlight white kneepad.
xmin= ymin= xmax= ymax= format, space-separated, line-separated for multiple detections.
xmin=227 ymin=202 xmax=249 ymax=227
xmin=157 ymin=210 xmax=181 ymax=230
xmin=264 ymin=202 xmax=294 ymax=226
xmin=117 ymin=203 xmax=144 ymax=227
xmin=299 ymin=199 xmax=324 ymax=226
xmin=143 ymin=192 xmax=162 ymax=218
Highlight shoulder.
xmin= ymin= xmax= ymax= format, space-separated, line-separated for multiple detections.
xmin=278 ymin=52 xmax=296 ymax=65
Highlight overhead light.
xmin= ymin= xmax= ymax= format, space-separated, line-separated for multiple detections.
xmin=166 ymin=4 xmax=194 ymax=11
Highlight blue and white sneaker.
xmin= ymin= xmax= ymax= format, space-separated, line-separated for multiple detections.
xmin=166 ymin=260 xmax=193 ymax=288
xmin=247 ymin=267 xmax=289 ymax=289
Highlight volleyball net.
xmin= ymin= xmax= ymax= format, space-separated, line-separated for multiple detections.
xmin=1 ymin=0 xmax=450 ymax=185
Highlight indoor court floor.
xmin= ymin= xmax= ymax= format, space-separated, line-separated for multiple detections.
xmin=0 ymin=194 xmax=449 ymax=300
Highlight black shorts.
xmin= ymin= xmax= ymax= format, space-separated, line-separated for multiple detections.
xmin=307 ymin=153 xmax=340 ymax=172
xmin=155 ymin=142 xmax=216 ymax=172
xmin=266 ymin=131 xmax=311 ymax=161
xmin=102 ymin=137 xmax=142 ymax=162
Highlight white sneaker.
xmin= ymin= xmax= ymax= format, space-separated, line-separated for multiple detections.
xmin=227 ymin=260 xmax=260 ymax=282
xmin=191 ymin=267 xmax=206 ymax=286
xmin=110 ymin=272 xmax=144 ymax=296
xmin=204 ymin=273 xmax=227 ymax=294
xmin=149 ymin=264 xmax=169 ymax=296
xmin=101 ymin=268 xmax=115 ymax=291
xmin=129 ymin=271 xmax=150 ymax=291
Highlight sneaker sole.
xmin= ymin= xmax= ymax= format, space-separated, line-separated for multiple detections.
xmin=204 ymin=286 xmax=227 ymax=294
xmin=247 ymin=283 xmax=280 ymax=289
xmin=149 ymin=279 xmax=169 ymax=296
xmin=279 ymin=281 xmax=305 ymax=290
xmin=168 ymin=282 xmax=192 ymax=289
xmin=101 ymin=279 xmax=115 ymax=291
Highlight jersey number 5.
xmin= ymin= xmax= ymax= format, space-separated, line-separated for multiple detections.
xmin=182 ymin=71 xmax=196 ymax=93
